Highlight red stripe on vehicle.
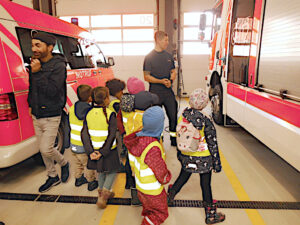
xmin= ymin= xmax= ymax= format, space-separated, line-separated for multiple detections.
xmin=227 ymin=83 xmax=246 ymax=101
xmin=227 ymin=83 xmax=300 ymax=127
xmin=67 ymin=97 xmax=72 ymax=107
xmin=0 ymin=23 xmax=20 ymax=49
xmin=246 ymin=90 xmax=300 ymax=128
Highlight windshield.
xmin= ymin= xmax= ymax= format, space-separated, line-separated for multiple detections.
xmin=79 ymin=39 xmax=106 ymax=68
xmin=212 ymin=3 xmax=223 ymax=37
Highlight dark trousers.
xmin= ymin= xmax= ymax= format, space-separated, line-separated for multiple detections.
xmin=151 ymin=90 xmax=178 ymax=136
xmin=171 ymin=168 xmax=213 ymax=203
xmin=125 ymin=153 xmax=135 ymax=186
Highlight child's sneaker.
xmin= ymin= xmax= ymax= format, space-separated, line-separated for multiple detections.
xmin=75 ymin=175 xmax=88 ymax=187
xmin=88 ymin=180 xmax=98 ymax=191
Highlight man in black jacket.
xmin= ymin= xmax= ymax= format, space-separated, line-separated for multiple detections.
xmin=28 ymin=32 xmax=69 ymax=192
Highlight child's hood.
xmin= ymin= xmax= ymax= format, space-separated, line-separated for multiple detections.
xmin=123 ymin=132 xmax=158 ymax=157
xmin=74 ymin=101 xmax=91 ymax=120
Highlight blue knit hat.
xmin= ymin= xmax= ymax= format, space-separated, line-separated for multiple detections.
xmin=136 ymin=106 xmax=164 ymax=138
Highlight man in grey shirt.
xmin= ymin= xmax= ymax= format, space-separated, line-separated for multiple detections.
xmin=143 ymin=31 xmax=178 ymax=146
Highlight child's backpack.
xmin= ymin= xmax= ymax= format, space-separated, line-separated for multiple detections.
xmin=176 ymin=117 xmax=208 ymax=152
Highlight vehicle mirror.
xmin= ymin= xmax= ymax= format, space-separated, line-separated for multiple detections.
xmin=199 ymin=14 xmax=207 ymax=31
xmin=107 ymin=57 xmax=115 ymax=66
xmin=96 ymin=59 xmax=104 ymax=67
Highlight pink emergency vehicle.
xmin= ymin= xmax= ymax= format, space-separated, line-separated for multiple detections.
xmin=0 ymin=0 xmax=115 ymax=168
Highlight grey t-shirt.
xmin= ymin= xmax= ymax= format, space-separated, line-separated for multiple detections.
xmin=143 ymin=50 xmax=175 ymax=92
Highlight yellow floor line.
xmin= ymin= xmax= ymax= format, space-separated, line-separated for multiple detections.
xmin=98 ymin=173 xmax=126 ymax=225
xmin=220 ymin=150 xmax=266 ymax=225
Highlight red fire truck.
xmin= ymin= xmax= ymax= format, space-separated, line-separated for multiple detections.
xmin=202 ymin=0 xmax=300 ymax=171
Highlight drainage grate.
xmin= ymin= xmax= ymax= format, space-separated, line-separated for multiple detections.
xmin=0 ymin=192 xmax=38 ymax=201
xmin=36 ymin=194 xmax=59 ymax=202
xmin=58 ymin=195 xmax=96 ymax=204
xmin=170 ymin=200 xmax=300 ymax=210
xmin=107 ymin=197 xmax=131 ymax=206
xmin=0 ymin=192 xmax=299 ymax=210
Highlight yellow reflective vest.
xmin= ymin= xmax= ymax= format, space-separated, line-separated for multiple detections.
xmin=108 ymin=99 xmax=120 ymax=114
xmin=121 ymin=110 xmax=131 ymax=134
xmin=124 ymin=110 xmax=144 ymax=136
xmin=69 ymin=105 xmax=83 ymax=146
xmin=86 ymin=107 xmax=117 ymax=149
xmin=128 ymin=141 xmax=165 ymax=195
xmin=177 ymin=116 xmax=210 ymax=157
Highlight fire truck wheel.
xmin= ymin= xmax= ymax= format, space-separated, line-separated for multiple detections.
xmin=33 ymin=125 xmax=65 ymax=166
xmin=211 ymin=84 xmax=224 ymax=125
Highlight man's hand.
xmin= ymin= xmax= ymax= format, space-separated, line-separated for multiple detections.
xmin=29 ymin=107 xmax=32 ymax=117
xmin=30 ymin=59 xmax=41 ymax=73
xmin=162 ymin=79 xmax=171 ymax=88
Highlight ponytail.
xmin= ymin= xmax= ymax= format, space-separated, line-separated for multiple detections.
xmin=103 ymin=106 xmax=109 ymax=124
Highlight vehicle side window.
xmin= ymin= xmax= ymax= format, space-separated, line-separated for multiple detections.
xmin=16 ymin=28 xmax=65 ymax=65
xmin=58 ymin=37 xmax=94 ymax=69
xmin=15 ymin=27 xmax=33 ymax=64
xmin=52 ymin=39 xmax=64 ymax=55
xmin=15 ymin=27 xmax=99 ymax=69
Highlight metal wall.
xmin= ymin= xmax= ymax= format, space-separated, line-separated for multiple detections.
xmin=258 ymin=0 xmax=300 ymax=98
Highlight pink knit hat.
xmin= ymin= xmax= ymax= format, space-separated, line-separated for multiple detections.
xmin=127 ymin=77 xmax=145 ymax=94
xmin=189 ymin=88 xmax=209 ymax=110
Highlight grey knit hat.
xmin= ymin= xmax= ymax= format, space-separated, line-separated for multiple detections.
xmin=134 ymin=91 xmax=159 ymax=111
xmin=32 ymin=32 xmax=56 ymax=46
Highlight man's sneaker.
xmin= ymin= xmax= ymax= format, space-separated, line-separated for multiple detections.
xmin=88 ymin=180 xmax=98 ymax=191
xmin=61 ymin=162 xmax=69 ymax=183
xmin=39 ymin=175 xmax=61 ymax=193
xmin=75 ymin=175 xmax=88 ymax=187
xmin=170 ymin=137 xmax=177 ymax=146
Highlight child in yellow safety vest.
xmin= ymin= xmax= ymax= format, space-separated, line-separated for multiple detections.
xmin=105 ymin=78 xmax=126 ymax=165
xmin=68 ymin=85 xmax=98 ymax=191
xmin=105 ymin=78 xmax=126 ymax=114
xmin=81 ymin=86 xmax=122 ymax=209
xmin=120 ymin=91 xmax=159 ymax=192
xmin=168 ymin=88 xmax=225 ymax=224
xmin=124 ymin=106 xmax=171 ymax=225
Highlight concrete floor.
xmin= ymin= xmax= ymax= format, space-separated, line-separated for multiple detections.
xmin=0 ymin=99 xmax=299 ymax=225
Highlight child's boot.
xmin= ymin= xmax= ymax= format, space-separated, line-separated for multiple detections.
xmin=130 ymin=188 xmax=141 ymax=206
xmin=167 ymin=184 xmax=176 ymax=205
xmin=204 ymin=200 xmax=225 ymax=224
xmin=96 ymin=189 xmax=103 ymax=208
xmin=98 ymin=188 xmax=115 ymax=209
xmin=125 ymin=175 xmax=135 ymax=189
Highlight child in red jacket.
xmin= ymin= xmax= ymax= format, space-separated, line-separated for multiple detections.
xmin=124 ymin=106 xmax=171 ymax=225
